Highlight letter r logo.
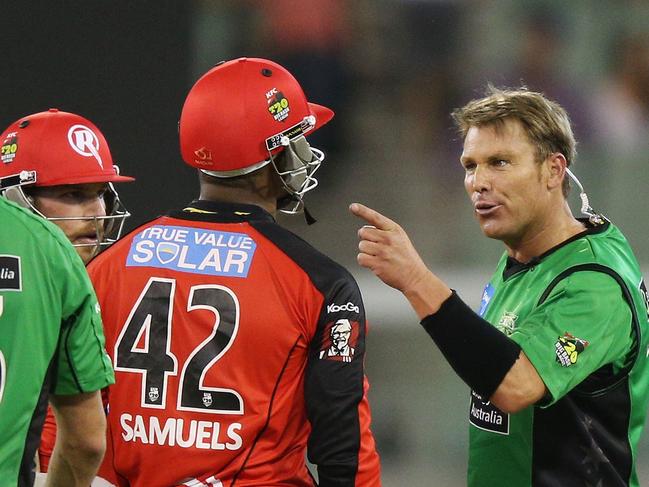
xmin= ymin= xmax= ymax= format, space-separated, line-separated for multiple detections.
xmin=68 ymin=124 xmax=104 ymax=168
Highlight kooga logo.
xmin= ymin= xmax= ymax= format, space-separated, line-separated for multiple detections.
xmin=327 ymin=302 xmax=359 ymax=314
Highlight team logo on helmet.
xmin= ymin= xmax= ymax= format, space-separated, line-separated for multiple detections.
xmin=67 ymin=124 xmax=104 ymax=169
xmin=1 ymin=132 xmax=18 ymax=164
xmin=267 ymin=88 xmax=290 ymax=122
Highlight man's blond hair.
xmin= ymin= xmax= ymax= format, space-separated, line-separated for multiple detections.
xmin=452 ymin=86 xmax=576 ymax=196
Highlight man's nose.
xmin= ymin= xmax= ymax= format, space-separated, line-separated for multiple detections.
xmin=470 ymin=166 xmax=491 ymax=193
xmin=85 ymin=196 xmax=107 ymax=217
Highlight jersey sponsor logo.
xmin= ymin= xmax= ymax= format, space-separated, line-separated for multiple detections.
xmin=319 ymin=319 xmax=359 ymax=363
xmin=266 ymin=87 xmax=290 ymax=123
xmin=478 ymin=283 xmax=495 ymax=317
xmin=127 ymin=226 xmax=256 ymax=278
xmin=0 ymin=255 xmax=21 ymax=291
xmin=1 ymin=132 xmax=18 ymax=164
xmin=469 ymin=390 xmax=509 ymax=435
xmin=555 ymin=332 xmax=589 ymax=367
xmin=119 ymin=413 xmax=243 ymax=451
xmin=67 ymin=124 xmax=104 ymax=169
xmin=326 ymin=302 xmax=360 ymax=314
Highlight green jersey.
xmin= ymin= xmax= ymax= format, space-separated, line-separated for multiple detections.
xmin=468 ymin=220 xmax=649 ymax=487
xmin=0 ymin=198 xmax=114 ymax=487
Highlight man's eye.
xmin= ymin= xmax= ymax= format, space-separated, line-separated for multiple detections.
xmin=494 ymin=159 xmax=508 ymax=167
xmin=62 ymin=191 xmax=83 ymax=200
xmin=463 ymin=163 xmax=476 ymax=172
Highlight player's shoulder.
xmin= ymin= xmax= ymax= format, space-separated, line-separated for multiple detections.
xmin=251 ymin=220 xmax=357 ymax=292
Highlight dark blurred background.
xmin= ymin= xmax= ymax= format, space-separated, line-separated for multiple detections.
xmin=3 ymin=1 xmax=649 ymax=484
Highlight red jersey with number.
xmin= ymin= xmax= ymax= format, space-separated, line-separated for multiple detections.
xmin=87 ymin=200 xmax=381 ymax=487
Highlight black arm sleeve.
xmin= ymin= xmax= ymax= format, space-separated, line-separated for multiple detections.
xmin=420 ymin=291 xmax=521 ymax=398
xmin=305 ymin=277 xmax=366 ymax=486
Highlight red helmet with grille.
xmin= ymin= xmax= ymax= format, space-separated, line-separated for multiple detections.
xmin=0 ymin=108 xmax=133 ymax=187
xmin=179 ymin=57 xmax=334 ymax=176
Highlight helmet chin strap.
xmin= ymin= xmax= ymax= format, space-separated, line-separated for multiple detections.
xmin=565 ymin=167 xmax=604 ymax=224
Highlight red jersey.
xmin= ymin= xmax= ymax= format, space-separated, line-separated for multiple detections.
xmin=87 ymin=200 xmax=381 ymax=487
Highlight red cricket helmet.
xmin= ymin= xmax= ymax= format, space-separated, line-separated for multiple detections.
xmin=0 ymin=108 xmax=134 ymax=187
xmin=0 ymin=109 xmax=134 ymax=255
xmin=179 ymin=57 xmax=334 ymax=175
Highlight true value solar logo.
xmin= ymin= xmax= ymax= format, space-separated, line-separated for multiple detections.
xmin=126 ymin=225 xmax=256 ymax=278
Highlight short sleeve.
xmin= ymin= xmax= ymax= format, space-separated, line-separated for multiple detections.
xmin=509 ymin=271 xmax=633 ymax=405
xmin=51 ymin=246 xmax=114 ymax=395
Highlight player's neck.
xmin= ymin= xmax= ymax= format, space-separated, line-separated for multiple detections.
xmin=199 ymin=184 xmax=278 ymax=216
xmin=505 ymin=201 xmax=585 ymax=263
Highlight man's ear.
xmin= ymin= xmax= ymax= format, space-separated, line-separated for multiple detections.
xmin=545 ymin=152 xmax=567 ymax=191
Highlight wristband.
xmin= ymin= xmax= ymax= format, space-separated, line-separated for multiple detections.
xmin=420 ymin=291 xmax=521 ymax=398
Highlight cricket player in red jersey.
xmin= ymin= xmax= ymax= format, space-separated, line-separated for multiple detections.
xmin=89 ymin=57 xmax=381 ymax=486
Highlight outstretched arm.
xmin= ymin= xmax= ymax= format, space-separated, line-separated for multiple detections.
xmin=350 ymin=202 xmax=545 ymax=413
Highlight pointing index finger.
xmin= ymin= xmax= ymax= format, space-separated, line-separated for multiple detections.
xmin=349 ymin=203 xmax=396 ymax=231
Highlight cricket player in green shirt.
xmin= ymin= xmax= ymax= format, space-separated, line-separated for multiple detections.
xmin=351 ymin=86 xmax=649 ymax=486
xmin=0 ymin=196 xmax=114 ymax=486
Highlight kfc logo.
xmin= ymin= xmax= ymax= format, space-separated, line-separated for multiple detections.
xmin=319 ymin=319 xmax=359 ymax=363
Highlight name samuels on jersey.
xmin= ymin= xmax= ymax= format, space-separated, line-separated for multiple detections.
xmin=120 ymin=413 xmax=243 ymax=451
xmin=127 ymin=225 xmax=256 ymax=278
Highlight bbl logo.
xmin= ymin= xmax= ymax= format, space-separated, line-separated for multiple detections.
xmin=266 ymin=87 xmax=290 ymax=122
xmin=555 ymin=332 xmax=589 ymax=367
xmin=1 ymin=132 xmax=18 ymax=164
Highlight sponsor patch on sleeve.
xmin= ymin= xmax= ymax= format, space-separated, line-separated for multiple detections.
xmin=318 ymin=319 xmax=359 ymax=363
xmin=126 ymin=226 xmax=256 ymax=278
xmin=555 ymin=332 xmax=589 ymax=367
